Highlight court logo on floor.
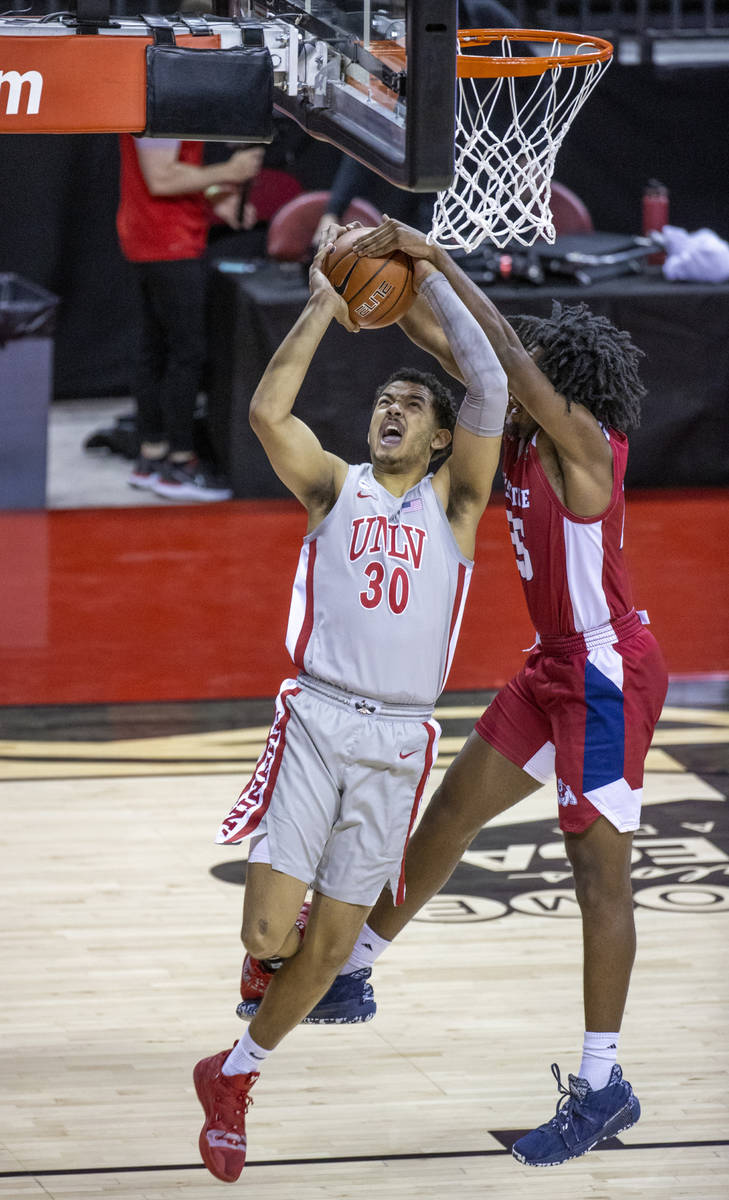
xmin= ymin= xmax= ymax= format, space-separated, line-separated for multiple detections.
xmin=209 ymin=697 xmax=728 ymax=919
xmin=415 ymin=799 xmax=729 ymax=922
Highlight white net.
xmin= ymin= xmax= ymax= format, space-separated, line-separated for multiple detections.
xmin=429 ymin=35 xmax=612 ymax=252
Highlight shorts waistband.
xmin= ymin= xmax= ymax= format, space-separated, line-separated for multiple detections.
xmin=537 ymin=609 xmax=646 ymax=657
xmin=297 ymin=674 xmax=433 ymax=721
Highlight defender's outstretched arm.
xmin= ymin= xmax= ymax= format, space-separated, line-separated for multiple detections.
xmin=356 ymin=220 xmax=612 ymax=475
xmin=390 ymin=255 xmax=508 ymax=558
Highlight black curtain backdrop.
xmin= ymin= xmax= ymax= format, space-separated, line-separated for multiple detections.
xmin=0 ymin=64 xmax=726 ymax=398
xmin=555 ymin=64 xmax=729 ymax=241
xmin=0 ymin=134 xmax=140 ymax=398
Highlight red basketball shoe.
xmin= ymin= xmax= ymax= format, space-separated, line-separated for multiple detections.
xmin=238 ymin=901 xmax=310 ymax=1018
xmin=193 ymin=1046 xmax=259 ymax=1183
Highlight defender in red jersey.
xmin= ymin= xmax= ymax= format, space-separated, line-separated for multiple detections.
xmin=324 ymin=218 xmax=669 ymax=1168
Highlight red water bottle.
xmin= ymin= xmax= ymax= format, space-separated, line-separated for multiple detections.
xmin=642 ymin=180 xmax=669 ymax=264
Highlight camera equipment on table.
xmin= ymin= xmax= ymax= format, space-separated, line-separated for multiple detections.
xmin=457 ymin=234 xmax=661 ymax=287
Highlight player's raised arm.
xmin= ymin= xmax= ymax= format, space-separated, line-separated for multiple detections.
xmin=354 ymin=219 xmax=611 ymax=481
xmin=411 ymin=263 xmax=507 ymax=555
xmin=396 ymin=294 xmax=462 ymax=383
xmin=249 ymin=244 xmax=356 ymax=520
xmin=355 ymin=224 xmax=506 ymax=554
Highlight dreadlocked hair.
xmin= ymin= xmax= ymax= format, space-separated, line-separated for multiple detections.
xmin=508 ymin=301 xmax=646 ymax=431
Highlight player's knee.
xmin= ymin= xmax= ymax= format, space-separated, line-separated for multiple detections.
xmin=572 ymin=857 xmax=632 ymax=915
xmin=314 ymin=946 xmax=350 ymax=976
xmin=241 ymin=914 xmax=284 ymax=960
xmin=567 ymin=823 xmax=634 ymax=914
xmin=298 ymin=931 xmax=355 ymax=975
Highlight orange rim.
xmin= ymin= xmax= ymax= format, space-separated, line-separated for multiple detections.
xmin=456 ymin=28 xmax=613 ymax=78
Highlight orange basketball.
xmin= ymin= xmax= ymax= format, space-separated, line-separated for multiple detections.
xmin=323 ymin=227 xmax=415 ymax=329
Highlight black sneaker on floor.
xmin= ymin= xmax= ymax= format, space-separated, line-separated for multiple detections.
xmin=153 ymin=458 xmax=232 ymax=502
xmin=128 ymin=454 xmax=167 ymax=491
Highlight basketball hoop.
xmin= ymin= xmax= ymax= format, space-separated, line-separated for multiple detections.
xmin=429 ymin=29 xmax=613 ymax=252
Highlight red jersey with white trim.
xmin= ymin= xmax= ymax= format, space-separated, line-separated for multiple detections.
xmin=502 ymin=428 xmax=635 ymax=637
xmin=285 ymin=464 xmax=473 ymax=707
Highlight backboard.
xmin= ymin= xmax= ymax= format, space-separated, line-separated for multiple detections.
xmin=0 ymin=0 xmax=457 ymax=190
xmin=240 ymin=1 xmax=458 ymax=192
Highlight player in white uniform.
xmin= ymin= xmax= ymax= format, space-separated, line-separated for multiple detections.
xmin=193 ymin=232 xmax=510 ymax=1183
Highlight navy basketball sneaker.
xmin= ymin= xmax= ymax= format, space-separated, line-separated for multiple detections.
xmin=512 ymin=1063 xmax=641 ymax=1167
xmin=238 ymin=966 xmax=376 ymax=1025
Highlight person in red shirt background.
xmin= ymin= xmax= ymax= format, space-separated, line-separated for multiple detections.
xmin=117 ymin=135 xmax=263 ymax=501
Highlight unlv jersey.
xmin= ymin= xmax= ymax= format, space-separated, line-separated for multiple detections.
xmin=502 ymin=429 xmax=635 ymax=638
xmin=285 ymin=464 xmax=473 ymax=707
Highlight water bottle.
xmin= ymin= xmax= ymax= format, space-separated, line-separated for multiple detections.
xmin=642 ymin=180 xmax=669 ymax=264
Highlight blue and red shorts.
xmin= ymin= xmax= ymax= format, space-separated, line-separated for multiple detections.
xmin=475 ymin=617 xmax=668 ymax=833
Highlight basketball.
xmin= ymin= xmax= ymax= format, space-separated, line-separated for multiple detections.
xmin=323 ymin=227 xmax=415 ymax=329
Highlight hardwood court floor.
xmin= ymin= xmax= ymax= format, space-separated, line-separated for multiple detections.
xmin=1 ymin=680 xmax=727 ymax=1200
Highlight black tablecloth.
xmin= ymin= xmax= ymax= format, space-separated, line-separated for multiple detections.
xmin=207 ymin=260 xmax=729 ymax=497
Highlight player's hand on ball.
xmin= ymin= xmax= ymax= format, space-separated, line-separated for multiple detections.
xmin=353 ymin=217 xmax=434 ymax=262
xmin=316 ymin=219 xmax=363 ymax=252
xmin=312 ymin=213 xmax=338 ymax=249
xmin=309 ymin=243 xmax=359 ymax=333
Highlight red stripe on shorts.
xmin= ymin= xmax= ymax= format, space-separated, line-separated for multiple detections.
xmin=395 ymin=720 xmax=438 ymax=905
xmin=218 ymin=684 xmax=300 ymax=843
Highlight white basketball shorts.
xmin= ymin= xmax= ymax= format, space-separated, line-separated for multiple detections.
xmin=216 ymin=675 xmax=441 ymax=907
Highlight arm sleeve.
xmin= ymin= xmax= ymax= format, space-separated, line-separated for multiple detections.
xmin=419 ymin=270 xmax=508 ymax=437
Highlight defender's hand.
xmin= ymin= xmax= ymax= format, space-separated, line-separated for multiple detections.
xmin=353 ymin=216 xmax=435 ymax=262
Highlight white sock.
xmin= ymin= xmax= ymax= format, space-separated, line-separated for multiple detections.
xmin=340 ymin=922 xmax=391 ymax=974
xmin=222 ymin=1029 xmax=272 ymax=1076
xmin=578 ymin=1031 xmax=620 ymax=1091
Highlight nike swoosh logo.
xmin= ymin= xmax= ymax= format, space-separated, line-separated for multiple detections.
xmin=357 ymin=490 xmax=372 ymax=499
xmin=332 ymin=259 xmax=359 ymax=296
xmin=399 ymin=750 xmax=418 ymax=759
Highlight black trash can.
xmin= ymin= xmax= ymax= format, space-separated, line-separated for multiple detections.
xmin=0 ymin=273 xmax=59 ymax=510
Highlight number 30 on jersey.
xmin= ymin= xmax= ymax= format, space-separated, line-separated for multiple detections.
xmin=359 ymin=562 xmax=410 ymax=614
